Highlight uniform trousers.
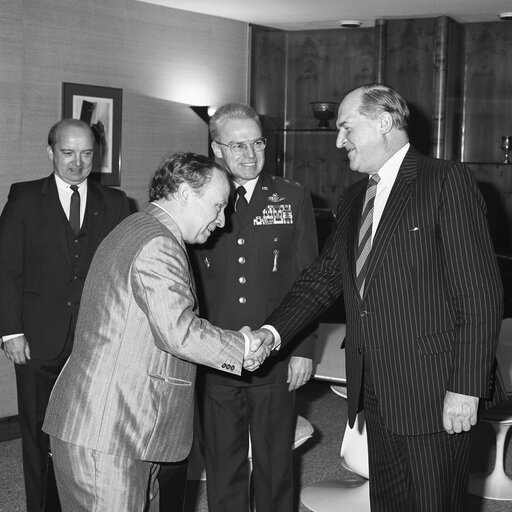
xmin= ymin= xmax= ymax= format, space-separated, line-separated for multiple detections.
xmin=50 ymin=436 xmax=160 ymax=512
xmin=202 ymin=381 xmax=295 ymax=512
xmin=15 ymin=345 xmax=71 ymax=511
xmin=363 ymin=368 xmax=471 ymax=512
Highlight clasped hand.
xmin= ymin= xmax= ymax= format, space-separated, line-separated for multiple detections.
xmin=240 ymin=327 xmax=275 ymax=371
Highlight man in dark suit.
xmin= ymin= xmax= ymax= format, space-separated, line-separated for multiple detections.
xmin=256 ymin=84 xmax=503 ymax=512
xmin=190 ymin=103 xmax=318 ymax=511
xmin=0 ymin=118 xmax=130 ymax=511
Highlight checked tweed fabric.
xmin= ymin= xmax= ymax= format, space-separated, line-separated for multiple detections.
xmin=356 ymin=174 xmax=380 ymax=297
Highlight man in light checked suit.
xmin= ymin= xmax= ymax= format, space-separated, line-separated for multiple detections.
xmin=42 ymin=153 xmax=272 ymax=512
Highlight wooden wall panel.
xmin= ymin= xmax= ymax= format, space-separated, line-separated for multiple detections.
xmin=385 ymin=18 xmax=436 ymax=156
xmin=251 ymin=27 xmax=287 ymax=127
xmin=285 ymin=29 xmax=375 ymax=128
xmin=462 ymin=23 xmax=512 ymax=163
xmin=279 ymin=131 xmax=361 ymax=210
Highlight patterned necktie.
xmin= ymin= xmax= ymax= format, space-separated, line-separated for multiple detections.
xmin=69 ymin=185 xmax=81 ymax=235
xmin=356 ymin=174 xmax=380 ymax=297
xmin=235 ymin=186 xmax=248 ymax=221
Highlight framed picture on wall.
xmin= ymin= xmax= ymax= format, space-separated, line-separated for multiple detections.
xmin=62 ymin=82 xmax=123 ymax=186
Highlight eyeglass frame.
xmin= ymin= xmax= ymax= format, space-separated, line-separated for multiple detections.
xmin=213 ymin=137 xmax=267 ymax=155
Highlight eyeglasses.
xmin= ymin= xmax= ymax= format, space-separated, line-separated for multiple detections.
xmin=214 ymin=137 xmax=267 ymax=155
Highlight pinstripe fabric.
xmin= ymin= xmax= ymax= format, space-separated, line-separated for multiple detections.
xmin=364 ymin=362 xmax=471 ymax=512
xmin=265 ymin=146 xmax=503 ymax=507
xmin=43 ymin=204 xmax=246 ymax=464
xmin=356 ymin=174 xmax=380 ymax=297
xmin=50 ymin=436 xmax=159 ymax=512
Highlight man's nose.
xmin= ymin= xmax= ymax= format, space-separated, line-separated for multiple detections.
xmin=216 ymin=210 xmax=226 ymax=228
xmin=336 ymin=131 xmax=346 ymax=149
xmin=244 ymin=143 xmax=256 ymax=157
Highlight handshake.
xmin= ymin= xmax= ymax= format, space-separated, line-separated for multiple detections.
xmin=239 ymin=326 xmax=276 ymax=372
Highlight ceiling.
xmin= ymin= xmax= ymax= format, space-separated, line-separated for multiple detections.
xmin=135 ymin=0 xmax=512 ymax=30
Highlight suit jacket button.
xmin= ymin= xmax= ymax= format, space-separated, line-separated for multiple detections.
xmin=237 ymin=238 xmax=245 ymax=245
xmin=222 ymin=363 xmax=226 ymax=368
xmin=238 ymin=257 xmax=246 ymax=264
xmin=239 ymin=277 xmax=246 ymax=284
xmin=239 ymin=297 xmax=246 ymax=304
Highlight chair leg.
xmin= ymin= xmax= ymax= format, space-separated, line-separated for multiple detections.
xmin=468 ymin=421 xmax=512 ymax=500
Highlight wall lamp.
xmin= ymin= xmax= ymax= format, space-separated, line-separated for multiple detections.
xmin=190 ymin=106 xmax=217 ymax=158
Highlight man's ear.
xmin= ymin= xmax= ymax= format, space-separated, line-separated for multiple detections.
xmin=379 ymin=112 xmax=393 ymax=134
xmin=211 ymin=141 xmax=223 ymax=159
xmin=46 ymin=145 xmax=54 ymax=162
xmin=176 ymin=182 xmax=191 ymax=206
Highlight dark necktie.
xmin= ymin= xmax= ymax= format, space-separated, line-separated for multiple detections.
xmin=236 ymin=186 xmax=249 ymax=221
xmin=356 ymin=174 xmax=380 ymax=297
xmin=69 ymin=185 xmax=81 ymax=235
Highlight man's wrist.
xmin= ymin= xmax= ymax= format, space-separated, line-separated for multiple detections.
xmin=261 ymin=325 xmax=281 ymax=351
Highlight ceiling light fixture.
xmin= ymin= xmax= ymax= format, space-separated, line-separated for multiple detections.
xmin=339 ymin=20 xmax=362 ymax=28
xmin=498 ymin=12 xmax=512 ymax=20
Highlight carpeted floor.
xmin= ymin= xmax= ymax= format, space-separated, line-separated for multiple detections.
xmin=1 ymin=381 xmax=511 ymax=511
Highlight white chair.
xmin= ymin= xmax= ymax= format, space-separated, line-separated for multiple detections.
xmin=468 ymin=318 xmax=512 ymax=500
xmin=248 ymin=414 xmax=314 ymax=473
xmin=300 ymin=412 xmax=370 ymax=512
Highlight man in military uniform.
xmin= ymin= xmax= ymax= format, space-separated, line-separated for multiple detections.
xmin=190 ymin=103 xmax=318 ymax=512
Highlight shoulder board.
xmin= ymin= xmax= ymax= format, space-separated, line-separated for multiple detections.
xmin=269 ymin=175 xmax=304 ymax=189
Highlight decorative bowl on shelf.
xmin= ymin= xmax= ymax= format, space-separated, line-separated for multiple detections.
xmin=310 ymin=101 xmax=338 ymax=129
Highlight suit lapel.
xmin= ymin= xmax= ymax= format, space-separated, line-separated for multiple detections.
xmin=84 ymin=181 xmax=106 ymax=250
xmin=40 ymin=175 xmax=70 ymax=261
xmin=362 ymin=148 xmax=420 ymax=299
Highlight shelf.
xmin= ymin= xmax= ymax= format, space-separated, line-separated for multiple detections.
xmin=464 ymin=162 xmax=512 ymax=165
xmin=275 ymin=128 xmax=337 ymax=133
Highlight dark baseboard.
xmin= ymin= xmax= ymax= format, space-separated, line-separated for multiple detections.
xmin=0 ymin=415 xmax=21 ymax=442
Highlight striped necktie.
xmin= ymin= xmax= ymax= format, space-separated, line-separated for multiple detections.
xmin=356 ymin=174 xmax=380 ymax=297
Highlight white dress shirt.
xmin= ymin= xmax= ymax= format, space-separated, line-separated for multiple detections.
xmin=267 ymin=142 xmax=411 ymax=348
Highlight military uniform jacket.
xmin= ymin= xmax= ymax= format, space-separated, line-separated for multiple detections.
xmin=191 ymin=172 xmax=318 ymax=386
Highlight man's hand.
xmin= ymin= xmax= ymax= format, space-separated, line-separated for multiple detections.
xmin=240 ymin=327 xmax=271 ymax=372
xmin=249 ymin=328 xmax=275 ymax=353
xmin=3 ymin=335 xmax=31 ymax=365
xmin=287 ymin=356 xmax=313 ymax=391
xmin=442 ymin=390 xmax=479 ymax=434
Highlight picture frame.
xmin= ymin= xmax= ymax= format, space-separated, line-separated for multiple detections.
xmin=62 ymin=82 xmax=123 ymax=186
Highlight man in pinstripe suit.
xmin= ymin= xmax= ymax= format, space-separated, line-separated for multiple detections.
xmin=257 ymin=84 xmax=504 ymax=511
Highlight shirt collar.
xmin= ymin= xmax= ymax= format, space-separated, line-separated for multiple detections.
xmin=234 ymin=176 xmax=259 ymax=203
xmin=54 ymin=173 xmax=88 ymax=194
xmin=375 ymin=142 xmax=410 ymax=184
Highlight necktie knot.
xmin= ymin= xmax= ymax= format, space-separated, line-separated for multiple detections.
xmin=235 ymin=186 xmax=249 ymax=221
xmin=236 ymin=186 xmax=247 ymax=200
xmin=70 ymin=185 xmax=79 ymax=193
xmin=368 ymin=174 xmax=380 ymax=187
